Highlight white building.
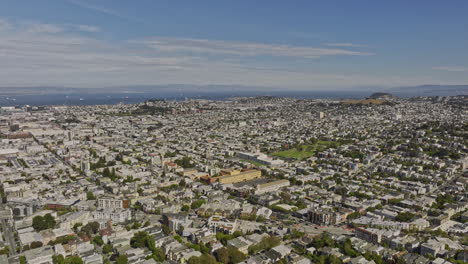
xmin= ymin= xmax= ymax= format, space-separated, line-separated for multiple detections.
xmin=93 ymin=209 xmax=132 ymax=223
xmin=207 ymin=216 xmax=238 ymax=234
xmin=97 ymin=197 xmax=130 ymax=209
xmin=254 ymin=180 xmax=290 ymax=195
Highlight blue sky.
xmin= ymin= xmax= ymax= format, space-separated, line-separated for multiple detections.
xmin=0 ymin=0 xmax=467 ymax=89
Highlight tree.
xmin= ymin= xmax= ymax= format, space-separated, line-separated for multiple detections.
xmin=290 ymin=229 xmax=305 ymax=239
xmin=179 ymin=179 xmax=187 ymax=188
xmin=102 ymin=244 xmax=113 ymax=254
xmin=44 ymin=213 xmax=56 ymax=228
xmin=342 ymin=239 xmax=358 ymax=257
xmin=228 ymin=247 xmax=246 ymax=263
xmin=115 ymin=255 xmax=128 ymax=264
xmin=32 ymin=215 xmax=47 ymax=231
xmin=92 ymin=235 xmax=104 ymax=246
xmin=363 ymin=252 xmax=384 ymax=264
xmin=19 ymin=256 xmax=26 ymax=264
xmin=64 ymin=256 xmax=83 ymax=264
xmin=86 ymin=192 xmax=96 ymax=200
xmin=130 ymin=231 xmax=151 ymax=248
xmin=327 ymin=255 xmax=342 ymax=264
xmin=187 ymin=254 xmax=217 ymax=264
xmin=32 ymin=214 xmax=56 ymax=232
xmin=248 ymin=236 xmax=281 ymax=255
xmin=162 ymin=224 xmax=171 ymax=235
xmin=175 ymin=157 xmax=195 ymax=168
xmin=388 ymin=198 xmax=403 ymax=205
xmin=310 ymin=233 xmax=335 ymax=249
xmin=181 ymin=205 xmax=190 ymax=212
xmin=102 ymin=167 xmax=111 ymax=177
xmin=174 ymin=235 xmax=183 ymax=243
xmin=215 ymin=247 xmax=246 ymax=264
xmin=395 ymin=212 xmax=415 ymax=222
xmin=216 ymin=232 xmax=238 ymax=246
xmin=130 ymin=231 xmax=164 ymax=261
xmin=214 ymin=247 xmax=230 ymax=264
xmin=30 ymin=241 xmax=44 ymax=249
xmin=0 ymin=247 xmax=9 ymax=255
xmin=48 ymin=235 xmax=76 ymax=246
xmin=72 ymin=223 xmax=82 ymax=232
xmin=191 ymin=199 xmax=206 ymax=209
xmin=199 ymin=243 xmax=211 ymax=254
xmin=151 ymin=247 xmax=166 ymax=262
xmin=81 ymin=222 xmax=100 ymax=235
xmin=347 ymin=212 xmax=361 ymax=220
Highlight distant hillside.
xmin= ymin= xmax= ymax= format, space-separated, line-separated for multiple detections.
xmin=368 ymin=92 xmax=397 ymax=100
xmin=389 ymin=85 xmax=468 ymax=96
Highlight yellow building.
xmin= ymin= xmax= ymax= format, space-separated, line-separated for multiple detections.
xmin=180 ymin=168 xmax=198 ymax=177
xmin=217 ymin=170 xmax=262 ymax=184
xmin=255 ymin=179 xmax=290 ymax=195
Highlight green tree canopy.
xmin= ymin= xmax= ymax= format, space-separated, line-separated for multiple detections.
xmin=102 ymin=244 xmax=113 ymax=254
xmin=64 ymin=256 xmax=83 ymax=264
xmin=187 ymin=254 xmax=217 ymax=264
xmin=115 ymin=255 xmax=128 ymax=264
xmin=32 ymin=213 xmax=56 ymax=231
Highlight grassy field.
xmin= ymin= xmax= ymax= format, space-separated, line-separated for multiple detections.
xmin=272 ymin=141 xmax=340 ymax=159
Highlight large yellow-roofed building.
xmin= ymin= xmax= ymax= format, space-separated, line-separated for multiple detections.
xmin=216 ymin=169 xmax=262 ymax=184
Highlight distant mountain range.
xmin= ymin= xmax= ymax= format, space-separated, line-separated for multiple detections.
xmin=0 ymin=84 xmax=466 ymax=97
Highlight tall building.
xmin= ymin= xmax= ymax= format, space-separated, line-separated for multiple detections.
xmin=80 ymin=159 xmax=90 ymax=173
xmin=309 ymin=208 xmax=338 ymax=226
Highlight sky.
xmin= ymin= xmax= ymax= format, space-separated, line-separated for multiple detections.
xmin=0 ymin=0 xmax=467 ymax=90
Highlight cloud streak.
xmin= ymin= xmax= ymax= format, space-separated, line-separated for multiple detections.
xmin=432 ymin=66 xmax=468 ymax=72
xmin=76 ymin=24 xmax=100 ymax=32
xmin=66 ymin=0 xmax=144 ymax=24
xmin=137 ymin=37 xmax=375 ymax=58
xmin=25 ymin=23 xmax=63 ymax=34
xmin=67 ymin=0 xmax=123 ymax=18
xmin=324 ymin=43 xmax=368 ymax=48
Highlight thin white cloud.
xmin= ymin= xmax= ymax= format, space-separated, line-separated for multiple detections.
xmin=324 ymin=43 xmax=368 ymax=48
xmin=0 ymin=20 xmax=64 ymax=34
xmin=66 ymin=0 xmax=144 ymax=23
xmin=25 ymin=23 xmax=63 ymax=34
xmin=432 ymin=66 xmax=468 ymax=72
xmin=137 ymin=37 xmax=375 ymax=58
xmin=67 ymin=0 xmax=123 ymax=17
xmin=76 ymin=24 xmax=100 ymax=32
xmin=0 ymin=19 xmax=194 ymax=75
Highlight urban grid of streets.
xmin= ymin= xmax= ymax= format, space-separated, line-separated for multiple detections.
xmin=0 ymin=94 xmax=467 ymax=264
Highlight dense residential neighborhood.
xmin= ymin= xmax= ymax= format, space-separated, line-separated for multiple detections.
xmin=0 ymin=95 xmax=466 ymax=264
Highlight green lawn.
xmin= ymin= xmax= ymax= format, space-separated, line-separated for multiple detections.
xmin=272 ymin=141 xmax=340 ymax=159
xmin=272 ymin=148 xmax=316 ymax=159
